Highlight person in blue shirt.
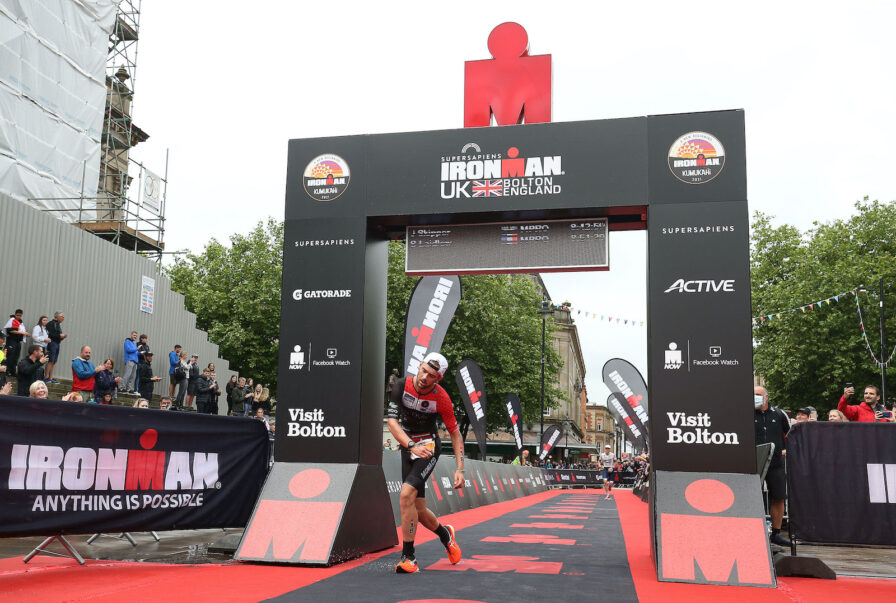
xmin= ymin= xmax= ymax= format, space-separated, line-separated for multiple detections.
xmin=121 ymin=331 xmax=139 ymax=393
xmin=168 ymin=344 xmax=182 ymax=397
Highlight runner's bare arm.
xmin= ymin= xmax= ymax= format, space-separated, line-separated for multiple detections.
xmin=450 ymin=429 xmax=464 ymax=488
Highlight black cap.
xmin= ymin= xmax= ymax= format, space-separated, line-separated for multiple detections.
xmin=796 ymin=407 xmax=810 ymax=416
xmin=145 ymin=351 xmax=154 ymax=357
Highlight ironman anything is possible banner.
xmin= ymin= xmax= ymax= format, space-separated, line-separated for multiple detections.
xmin=0 ymin=396 xmax=269 ymax=537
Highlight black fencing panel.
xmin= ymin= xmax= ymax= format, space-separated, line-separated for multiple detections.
xmin=1 ymin=396 xmax=268 ymax=537
xmin=787 ymin=422 xmax=896 ymax=545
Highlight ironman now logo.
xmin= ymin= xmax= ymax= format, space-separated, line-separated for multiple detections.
xmin=668 ymin=132 xmax=725 ymax=185
xmin=303 ymin=154 xmax=350 ymax=201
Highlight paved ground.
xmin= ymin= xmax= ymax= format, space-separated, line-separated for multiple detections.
xmin=2 ymin=489 xmax=895 ymax=602
xmin=270 ymin=490 xmax=635 ymax=602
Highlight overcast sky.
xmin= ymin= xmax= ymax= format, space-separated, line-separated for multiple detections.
xmin=130 ymin=1 xmax=895 ymax=404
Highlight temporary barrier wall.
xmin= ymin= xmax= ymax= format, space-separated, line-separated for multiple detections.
xmin=0 ymin=199 xmax=236 ymax=408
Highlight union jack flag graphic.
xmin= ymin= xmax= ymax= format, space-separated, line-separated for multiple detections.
xmin=472 ymin=180 xmax=503 ymax=197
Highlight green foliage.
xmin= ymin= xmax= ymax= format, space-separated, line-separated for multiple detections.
xmin=385 ymin=241 xmax=565 ymax=431
xmin=751 ymin=198 xmax=896 ymax=412
xmin=165 ymin=219 xmax=283 ymax=394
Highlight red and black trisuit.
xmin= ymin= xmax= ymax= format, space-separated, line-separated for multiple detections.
xmin=388 ymin=375 xmax=458 ymax=496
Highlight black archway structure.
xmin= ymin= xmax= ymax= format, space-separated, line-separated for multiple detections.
xmin=236 ymin=111 xmax=776 ymax=587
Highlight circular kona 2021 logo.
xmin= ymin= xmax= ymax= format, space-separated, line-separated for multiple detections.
xmin=667 ymin=132 xmax=725 ymax=185
xmin=303 ymin=154 xmax=350 ymax=201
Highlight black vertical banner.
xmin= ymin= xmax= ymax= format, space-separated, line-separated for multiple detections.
xmin=646 ymin=200 xmax=756 ymax=473
xmin=504 ymin=393 xmax=524 ymax=462
xmin=607 ymin=393 xmax=647 ymax=452
xmin=455 ymin=358 xmax=488 ymax=458
xmin=402 ymin=276 xmax=462 ymax=377
xmin=538 ymin=425 xmax=562 ymax=461
xmin=603 ymin=359 xmax=650 ymax=448
xmin=276 ymin=217 xmax=368 ymax=463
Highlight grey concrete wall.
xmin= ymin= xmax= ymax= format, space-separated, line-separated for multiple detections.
xmin=0 ymin=197 xmax=236 ymax=411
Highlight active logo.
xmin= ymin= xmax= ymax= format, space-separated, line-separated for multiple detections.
xmin=668 ymin=132 xmax=726 ymax=185
xmin=303 ymin=154 xmax=350 ymax=201
xmin=440 ymin=144 xmax=562 ymax=199
xmin=292 ymin=289 xmax=352 ymax=301
xmin=664 ymin=279 xmax=735 ymax=294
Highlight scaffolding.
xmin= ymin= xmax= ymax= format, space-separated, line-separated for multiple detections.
xmin=33 ymin=0 xmax=167 ymax=264
xmin=89 ymin=0 xmax=166 ymax=263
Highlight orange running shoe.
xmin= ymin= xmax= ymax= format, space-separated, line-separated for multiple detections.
xmin=444 ymin=524 xmax=462 ymax=564
xmin=395 ymin=555 xmax=419 ymax=573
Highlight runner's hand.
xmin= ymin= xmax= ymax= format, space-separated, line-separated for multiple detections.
xmin=453 ymin=470 xmax=464 ymax=489
xmin=412 ymin=444 xmax=432 ymax=459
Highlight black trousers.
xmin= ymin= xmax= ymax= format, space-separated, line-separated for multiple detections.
xmin=4 ymin=340 xmax=22 ymax=376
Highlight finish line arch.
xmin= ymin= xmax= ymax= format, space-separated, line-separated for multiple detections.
xmin=236 ymin=111 xmax=775 ymax=587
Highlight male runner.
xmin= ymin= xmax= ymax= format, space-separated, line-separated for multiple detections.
xmin=387 ymin=352 xmax=464 ymax=573
xmin=600 ymin=444 xmax=616 ymax=499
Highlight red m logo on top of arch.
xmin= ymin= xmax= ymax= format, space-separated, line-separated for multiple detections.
xmin=464 ymin=22 xmax=551 ymax=127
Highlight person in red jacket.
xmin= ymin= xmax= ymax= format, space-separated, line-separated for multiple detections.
xmin=71 ymin=346 xmax=103 ymax=396
xmin=838 ymin=384 xmax=888 ymax=422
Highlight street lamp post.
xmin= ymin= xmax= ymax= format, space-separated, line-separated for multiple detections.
xmin=539 ymin=298 xmax=552 ymax=440
xmin=859 ymin=281 xmax=888 ymax=406
xmin=879 ymin=278 xmax=888 ymax=406
xmin=563 ymin=418 xmax=570 ymax=462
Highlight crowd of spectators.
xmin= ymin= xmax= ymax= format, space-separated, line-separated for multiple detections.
xmin=1 ymin=308 xmax=275 ymax=423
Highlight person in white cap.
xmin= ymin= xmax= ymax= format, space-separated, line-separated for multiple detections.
xmin=599 ymin=444 xmax=617 ymax=499
xmin=387 ymin=351 xmax=464 ymax=574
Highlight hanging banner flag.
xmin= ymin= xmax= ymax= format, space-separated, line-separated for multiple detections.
xmin=455 ymin=358 xmax=488 ymax=458
xmin=403 ymin=276 xmax=462 ymax=377
xmin=538 ymin=424 xmax=562 ymax=461
xmin=603 ymin=357 xmax=650 ymax=431
xmin=607 ymin=393 xmax=647 ymax=452
xmin=504 ymin=393 xmax=524 ymax=462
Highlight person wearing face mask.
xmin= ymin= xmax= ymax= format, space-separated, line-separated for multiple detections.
xmin=754 ymin=386 xmax=791 ymax=547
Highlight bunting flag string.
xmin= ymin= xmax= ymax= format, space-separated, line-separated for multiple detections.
xmin=549 ymin=303 xmax=645 ymax=327
xmin=753 ymin=288 xmax=896 ymax=368
xmin=751 ymin=289 xmax=853 ymax=326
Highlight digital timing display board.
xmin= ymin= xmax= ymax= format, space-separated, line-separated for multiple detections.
xmin=405 ymin=218 xmax=608 ymax=275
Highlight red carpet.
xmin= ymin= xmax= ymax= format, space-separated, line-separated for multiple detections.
xmin=614 ymin=489 xmax=896 ymax=601
xmin=3 ymin=489 xmax=894 ymax=601
xmin=0 ymin=490 xmax=561 ymax=602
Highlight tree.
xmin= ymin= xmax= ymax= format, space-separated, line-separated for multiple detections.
xmin=751 ymin=198 xmax=896 ymax=412
xmin=385 ymin=241 xmax=565 ymax=431
xmin=165 ymin=219 xmax=283 ymax=394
